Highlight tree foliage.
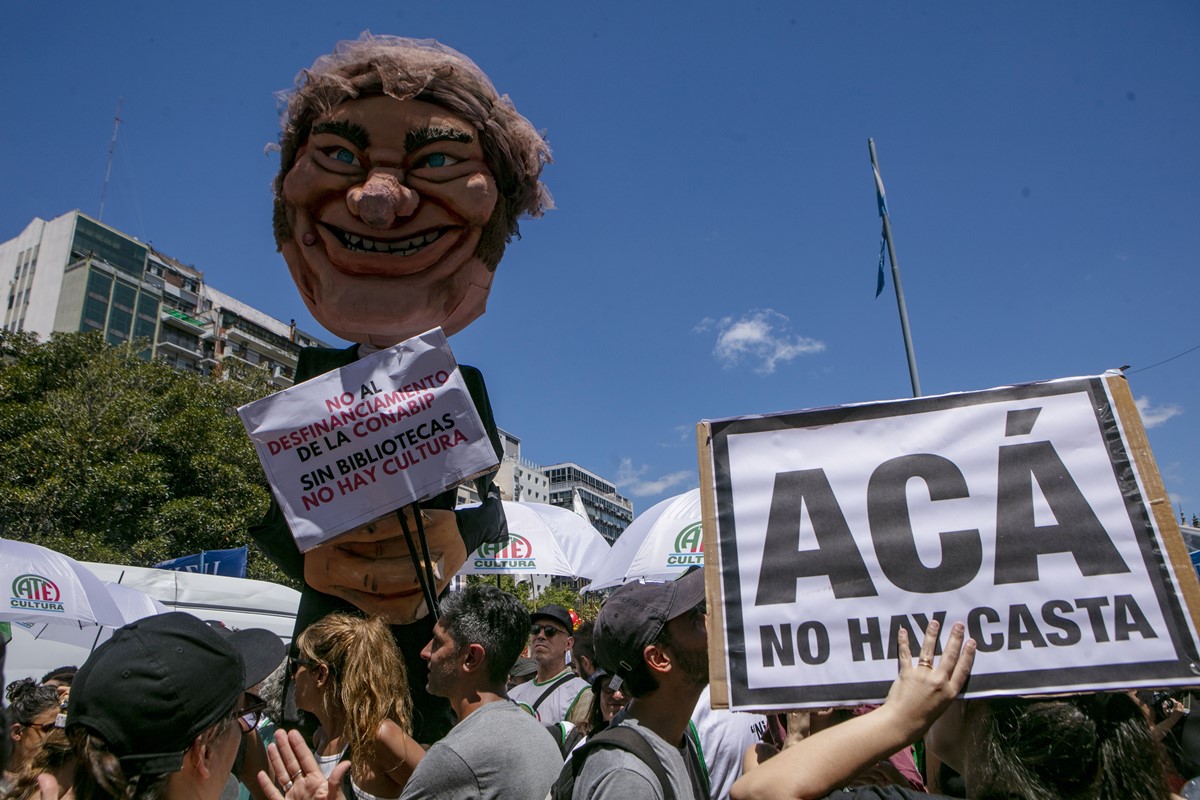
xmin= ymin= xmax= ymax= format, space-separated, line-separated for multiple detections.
xmin=465 ymin=575 xmax=605 ymax=622
xmin=0 ymin=330 xmax=294 ymax=585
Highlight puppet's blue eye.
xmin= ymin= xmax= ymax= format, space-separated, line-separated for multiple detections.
xmin=417 ymin=153 xmax=459 ymax=168
xmin=334 ymin=148 xmax=357 ymax=164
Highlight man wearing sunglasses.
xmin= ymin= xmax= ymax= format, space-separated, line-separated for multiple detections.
xmin=508 ymin=605 xmax=589 ymax=724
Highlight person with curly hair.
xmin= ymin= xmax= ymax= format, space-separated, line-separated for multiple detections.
xmin=290 ymin=614 xmax=423 ymax=800
xmin=3 ymin=680 xmax=60 ymax=794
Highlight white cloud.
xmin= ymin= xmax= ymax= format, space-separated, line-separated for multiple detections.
xmin=615 ymin=458 xmax=695 ymax=498
xmin=697 ymin=309 xmax=825 ymax=374
xmin=1134 ymin=395 xmax=1182 ymax=429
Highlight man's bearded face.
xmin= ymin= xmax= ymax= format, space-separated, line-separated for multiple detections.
xmin=280 ymin=95 xmax=499 ymax=347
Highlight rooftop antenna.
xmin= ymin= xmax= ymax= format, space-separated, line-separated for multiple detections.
xmin=98 ymin=98 xmax=123 ymax=222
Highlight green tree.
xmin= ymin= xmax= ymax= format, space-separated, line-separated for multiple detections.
xmin=465 ymin=575 xmax=604 ymax=622
xmin=0 ymin=330 xmax=293 ymax=585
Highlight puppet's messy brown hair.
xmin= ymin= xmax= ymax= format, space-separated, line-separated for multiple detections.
xmin=272 ymin=32 xmax=552 ymax=269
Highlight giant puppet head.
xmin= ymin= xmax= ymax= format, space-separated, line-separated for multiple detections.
xmin=273 ymin=34 xmax=552 ymax=347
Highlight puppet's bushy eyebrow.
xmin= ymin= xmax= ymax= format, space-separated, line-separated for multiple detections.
xmin=405 ymin=126 xmax=474 ymax=154
xmin=311 ymin=120 xmax=370 ymax=151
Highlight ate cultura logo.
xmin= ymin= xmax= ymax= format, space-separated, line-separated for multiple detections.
xmin=667 ymin=522 xmax=704 ymax=567
xmin=474 ymin=534 xmax=536 ymax=570
xmin=11 ymin=574 xmax=65 ymax=613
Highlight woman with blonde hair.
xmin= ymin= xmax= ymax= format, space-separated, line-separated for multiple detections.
xmin=290 ymin=614 xmax=422 ymax=800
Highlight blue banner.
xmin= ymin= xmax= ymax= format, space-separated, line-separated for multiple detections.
xmin=154 ymin=547 xmax=248 ymax=577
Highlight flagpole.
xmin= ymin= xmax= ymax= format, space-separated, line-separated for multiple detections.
xmin=868 ymin=138 xmax=922 ymax=397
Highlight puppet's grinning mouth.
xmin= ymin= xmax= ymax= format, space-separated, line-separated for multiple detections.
xmin=327 ymin=225 xmax=445 ymax=255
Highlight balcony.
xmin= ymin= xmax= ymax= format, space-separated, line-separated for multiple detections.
xmin=161 ymin=308 xmax=209 ymax=333
xmin=156 ymin=327 xmax=204 ymax=357
xmin=271 ymin=365 xmax=294 ymax=388
xmin=224 ymin=322 xmax=298 ymax=365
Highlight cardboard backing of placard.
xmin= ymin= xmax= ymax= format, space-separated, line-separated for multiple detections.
xmin=1107 ymin=374 xmax=1200 ymax=634
xmin=697 ymin=420 xmax=730 ymax=708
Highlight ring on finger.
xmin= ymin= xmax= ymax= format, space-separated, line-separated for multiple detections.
xmin=290 ymin=770 xmax=303 ymax=782
xmin=282 ymin=782 xmax=294 ymax=792
xmin=917 ymin=657 xmax=934 ymax=668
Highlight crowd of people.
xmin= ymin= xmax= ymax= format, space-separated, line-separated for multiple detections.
xmin=3 ymin=570 xmax=1198 ymax=800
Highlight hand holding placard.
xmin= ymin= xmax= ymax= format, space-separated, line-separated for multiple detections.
xmin=881 ymin=620 xmax=976 ymax=740
xmin=731 ymin=619 xmax=975 ymax=800
xmin=302 ymin=506 xmax=464 ymax=623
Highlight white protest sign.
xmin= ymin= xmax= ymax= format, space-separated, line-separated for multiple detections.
xmin=699 ymin=374 xmax=1200 ymax=711
xmin=239 ymin=328 xmax=498 ymax=552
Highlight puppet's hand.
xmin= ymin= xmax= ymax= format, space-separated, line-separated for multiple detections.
xmin=303 ymin=507 xmax=466 ymax=624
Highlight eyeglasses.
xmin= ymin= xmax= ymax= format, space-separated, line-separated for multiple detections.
xmin=530 ymin=624 xmax=566 ymax=639
xmin=233 ymin=694 xmax=268 ymax=733
xmin=23 ymin=721 xmax=57 ymax=734
xmin=289 ymin=655 xmax=319 ymax=676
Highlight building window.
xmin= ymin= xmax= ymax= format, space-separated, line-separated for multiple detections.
xmin=81 ymin=269 xmax=113 ymax=331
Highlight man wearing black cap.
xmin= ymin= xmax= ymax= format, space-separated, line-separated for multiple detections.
xmin=66 ymin=612 xmax=284 ymax=800
xmin=576 ymin=570 xmax=710 ymax=800
xmin=508 ymin=604 xmax=588 ymax=724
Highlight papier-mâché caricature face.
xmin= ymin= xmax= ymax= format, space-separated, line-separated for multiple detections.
xmin=281 ymin=95 xmax=498 ymax=348
xmin=273 ymin=35 xmax=551 ymax=348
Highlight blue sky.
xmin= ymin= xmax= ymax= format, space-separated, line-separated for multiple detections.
xmin=3 ymin=2 xmax=1197 ymax=521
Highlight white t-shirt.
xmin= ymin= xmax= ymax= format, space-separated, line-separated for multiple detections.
xmin=689 ymin=686 xmax=767 ymax=800
xmin=508 ymin=668 xmax=589 ymax=723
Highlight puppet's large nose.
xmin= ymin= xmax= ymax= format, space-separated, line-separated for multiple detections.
xmin=346 ymin=170 xmax=419 ymax=228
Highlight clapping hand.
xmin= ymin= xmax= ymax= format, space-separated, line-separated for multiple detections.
xmin=258 ymin=730 xmax=350 ymax=800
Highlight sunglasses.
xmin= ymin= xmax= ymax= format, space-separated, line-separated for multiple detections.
xmin=288 ymin=655 xmax=320 ymax=676
xmin=233 ymin=694 xmax=268 ymax=733
xmin=23 ymin=721 xmax=57 ymax=734
xmin=530 ymin=624 xmax=567 ymax=639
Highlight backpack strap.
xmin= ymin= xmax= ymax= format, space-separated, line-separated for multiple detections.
xmin=682 ymin=723 xmax=710 ymax=800
xmin=558 ymin=725 xmax=586 ymax=758
xmin=571 ymin=726 xmax=676 ymax=800
xmin=531 ymin=672 xmax=577 ymax=713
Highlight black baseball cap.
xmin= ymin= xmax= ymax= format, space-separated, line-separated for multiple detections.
xmin=530 ymin=604 xmax=574 ymax=633
xmin=593 ymin=570 xmax=706 ymax=680
xmin=209 ymin=624 xmax=286 ymax=688
xmin=67 ymin=612 xmax=276 ymax=775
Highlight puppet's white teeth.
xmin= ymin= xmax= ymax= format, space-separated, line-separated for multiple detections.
xmin=339 ymin=228 xmax=443 ymax=254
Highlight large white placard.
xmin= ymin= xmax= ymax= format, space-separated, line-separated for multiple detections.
xmin=702 ymin=375 xmax=1200 ymax=710
xmin=239 ymin=328 xmax=498 ymax=551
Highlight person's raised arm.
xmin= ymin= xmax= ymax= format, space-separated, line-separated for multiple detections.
xmin=730 ymin=620 xmax=975 ymax=800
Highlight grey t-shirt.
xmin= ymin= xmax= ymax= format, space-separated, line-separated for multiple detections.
xmin=572 ymin=715 xmax=698 ymax=800
xmin=400 ymin=699 xmax=562 ymax=800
